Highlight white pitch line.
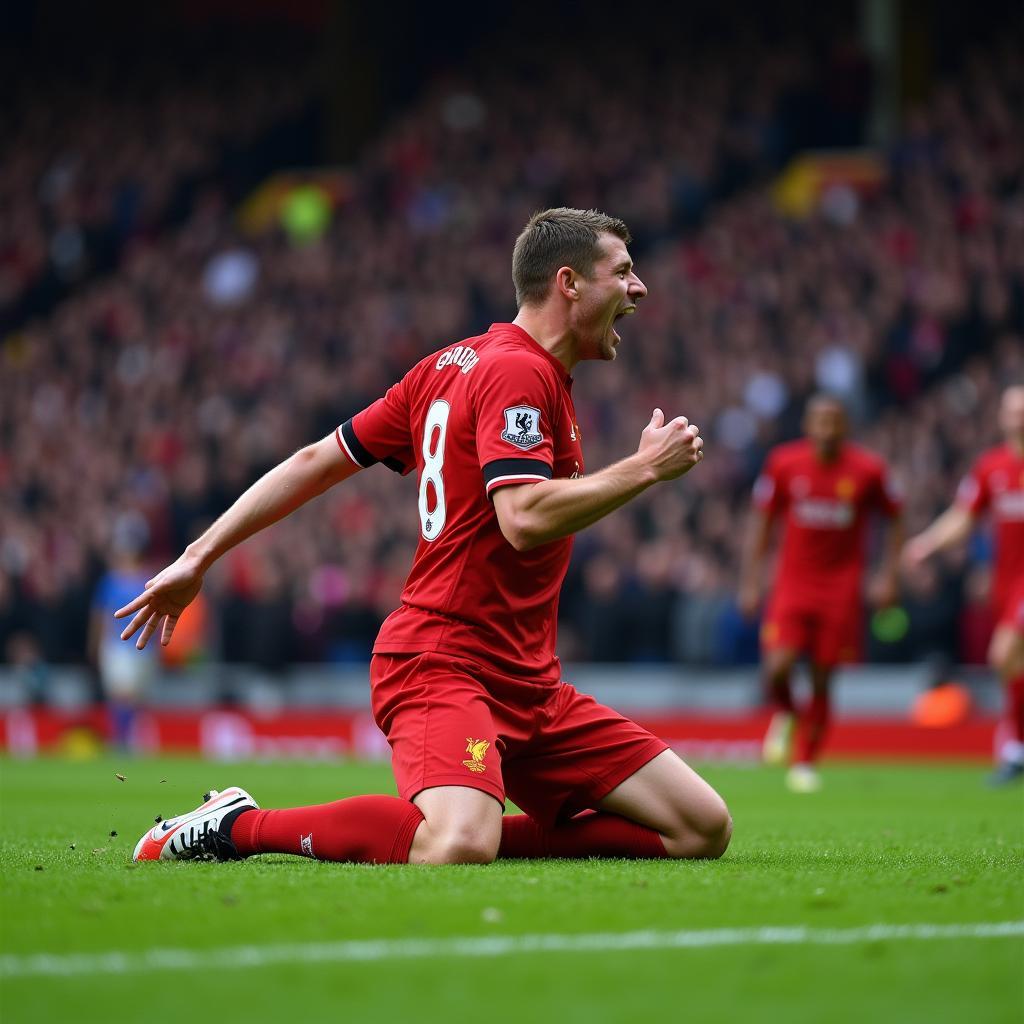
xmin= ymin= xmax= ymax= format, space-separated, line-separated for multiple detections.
xmin=2 ymin=921 xmax=1022 ymax=979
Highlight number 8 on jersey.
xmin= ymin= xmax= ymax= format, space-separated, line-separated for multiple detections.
xmin=419 ymin=399 xmax=450 ymax=541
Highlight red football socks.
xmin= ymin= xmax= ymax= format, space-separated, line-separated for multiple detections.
xmin=498 ymin=810 xmax=668 ymax=859
xmin=230 ymin=796 xmax=424 ymax=864
xmin=1007 ymin=675 xmax=1024 ymax=743
xmin=229 ymin=802 xmax=667 ymax=862
xmin=796 ymin=690 xmax=831 ymax=764
xmin=767 ymin=673 xmax=795 ymax=713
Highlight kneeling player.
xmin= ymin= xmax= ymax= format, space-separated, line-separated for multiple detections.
xmin=118 ymin=208 xmax=733 ymax=864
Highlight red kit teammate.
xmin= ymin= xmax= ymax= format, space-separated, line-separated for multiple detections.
xmin=904 ymin=386 xmax=1024 ymax=785
xmin=739 ymin=396 xmax=904 ymax=792
xmin=117 ymin=208 xmax=733 ymax=865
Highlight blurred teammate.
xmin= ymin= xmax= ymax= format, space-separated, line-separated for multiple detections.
xmin=739 ymin=395 xmax=904 ymax=792
xmin=903 ymin=385 xmax=1024 ymax=785
xmin=89 ymin=533 xmax=157 ymax=750
xmin=117 ymin=208 xmax=733 ymax=865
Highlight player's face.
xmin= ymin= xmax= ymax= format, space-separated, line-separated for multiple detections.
xmin=1000 ymin=387 xmax=1024 ymax=443
xmin=574 ymin=234 xmax=647 ymax=362
xmin=804 ymin=400 xmax=847 ymax=454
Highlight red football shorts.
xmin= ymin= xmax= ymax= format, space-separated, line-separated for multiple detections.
xmin=370 ymin=652 xmax=667 ymax=828
xmin=761 ymin=589 xmax=862 ymax=666
xmin=995 ymin=579 xmax=1024 ymax=633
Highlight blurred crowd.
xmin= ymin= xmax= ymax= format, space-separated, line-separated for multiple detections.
xmin=2 ymin=24 xmax=1023 ymax=679
xmin=0 ymin=32 xmax=316 ymax=333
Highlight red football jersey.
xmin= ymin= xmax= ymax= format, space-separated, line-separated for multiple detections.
xmin=336 ymin=323 xmax=583 ymax=682
xmin=955 ymin=443 xmax=1024 ymax=613
xmin=754 ymin=439 xmax=902 ymax=601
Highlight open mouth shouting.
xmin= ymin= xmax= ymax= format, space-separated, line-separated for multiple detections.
xmin=611 ymin=305 xmax=636 ymax=342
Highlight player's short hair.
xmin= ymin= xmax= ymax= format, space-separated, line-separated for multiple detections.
xmin=806 ymin=392 xmax=848 ymax=414
xmin=512 ymin=208 xmax=631 ymax=308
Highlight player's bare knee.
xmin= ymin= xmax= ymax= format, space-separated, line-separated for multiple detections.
xmin=701 ymin=804 xmax=733 ymax=859
xmin=695 ymin=797 xmax=732 ymax=859
xmin=663 ymin=795 xmax=732 ymax=860
xmin=427 ymin=825 xmax=499 ymax=865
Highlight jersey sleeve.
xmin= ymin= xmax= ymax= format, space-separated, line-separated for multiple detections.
xmin=954 ymin=456 xmax=990 ymax=514
xmin=336 ymin=380 xmax=415 ymax=475
xmin=472 ymin=354 xmax=557 ymax=498
xmin=752 ymin=450 xmax=785 ymax=516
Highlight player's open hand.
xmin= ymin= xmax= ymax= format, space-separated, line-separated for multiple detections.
xmin=637 ymin=408 xmax=704 ymax=481
xmin=113 ymin=555 xmax=204 ymax=650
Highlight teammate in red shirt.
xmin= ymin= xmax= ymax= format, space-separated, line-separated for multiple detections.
xmin=739 ymin=396 xmax=904 ymax=792
xmin=904 ymin=386 xmax=1024 ymax=784
xmin=117 ymin=208 xmax=733 ymax=866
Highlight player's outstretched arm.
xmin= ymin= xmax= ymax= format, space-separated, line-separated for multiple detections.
xmin=871 ymin=515 xmax=905 ymax=608
xmin=492 ymin=408 xmax=702 ymax=551
xmin=737 ymin=509 xmax=773 ymax=618
xmin=115 ymin=434 xmax=360 ymax=649
xmin=902 ymin=505 xmax=973 ymax=571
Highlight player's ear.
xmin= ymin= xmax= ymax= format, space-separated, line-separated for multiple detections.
xmin=555 ymin=266 xmax=580 ymax=301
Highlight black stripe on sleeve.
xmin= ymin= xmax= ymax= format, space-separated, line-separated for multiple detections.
xmin=340 ymin=419 xmax=410 ymax=475
xmin=482 ymin=458 xmax=554 ymax=488
xmin=340 ymin=419 xmax=378 ymax=469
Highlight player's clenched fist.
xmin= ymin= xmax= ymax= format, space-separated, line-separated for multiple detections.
xmin=637 ymin=407 xmax=704 ymax=481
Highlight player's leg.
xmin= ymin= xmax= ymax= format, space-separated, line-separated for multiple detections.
xmin=407 ymin=785 xmax=503 ymax=864
xmin=501 ymin=751 xmax=730 ymax=861
xmin=988 ymin=610 xmax=1024 ymax=784
xmin=762 ymin=646 xmax=799 ymax=765
xmin=132 ymin=785 xmax=427 ymax=863
xmin=227 ymin=791 xmax=426 ymax=863
xmin=763 ymin=645 xmax=798 ymax=712
xmin=787 ymin=661 xmax=832 ymax=793
xmin=134 ymin=653 xmax=506 ymax=864
xmin=760 ymin=596 xmax=808 ymax=765
xmin=225 ymin=652 xmax=499 ymax=864
xmin=99 ymin=643 xmax=154 ymax=751
xmin=787 ymin=602 xmax=858 ymax=791
xmin=144 ymin=785 xmax=502 ymax=866
xmin=498 ymin=684 xmax=730 ymax=860
xmin=595 ymin=749 xmax=733 ymax=858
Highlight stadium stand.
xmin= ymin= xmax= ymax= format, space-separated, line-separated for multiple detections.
xmin=0 ymin=30 xmax=318 ymax=332
xmin=1 ymin=16 xmax=1021 ymax=677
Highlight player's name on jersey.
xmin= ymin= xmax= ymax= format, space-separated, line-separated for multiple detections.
xmin=793 ymin=498 xmax=855 ymax=529
xmin=435 ymin=345 xmax=479 ymax=375
xmin=994 ymin=491 xmax=1024 ymax=519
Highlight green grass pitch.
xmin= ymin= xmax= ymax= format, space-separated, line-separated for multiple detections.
xmin=1 ymin=756 xmax=1022 ymax=1024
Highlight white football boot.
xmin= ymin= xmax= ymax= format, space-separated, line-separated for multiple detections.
xmin=762 ymin=711 xmax=795 ymax=766
xmin=133 ymin=787 xmax=258 ymax=862
xmin=786 ymin=763 xmax=822 ymax=794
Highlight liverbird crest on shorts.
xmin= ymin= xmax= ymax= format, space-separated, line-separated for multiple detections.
xmin=463 ymin=738 xmax=490 ymax=773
